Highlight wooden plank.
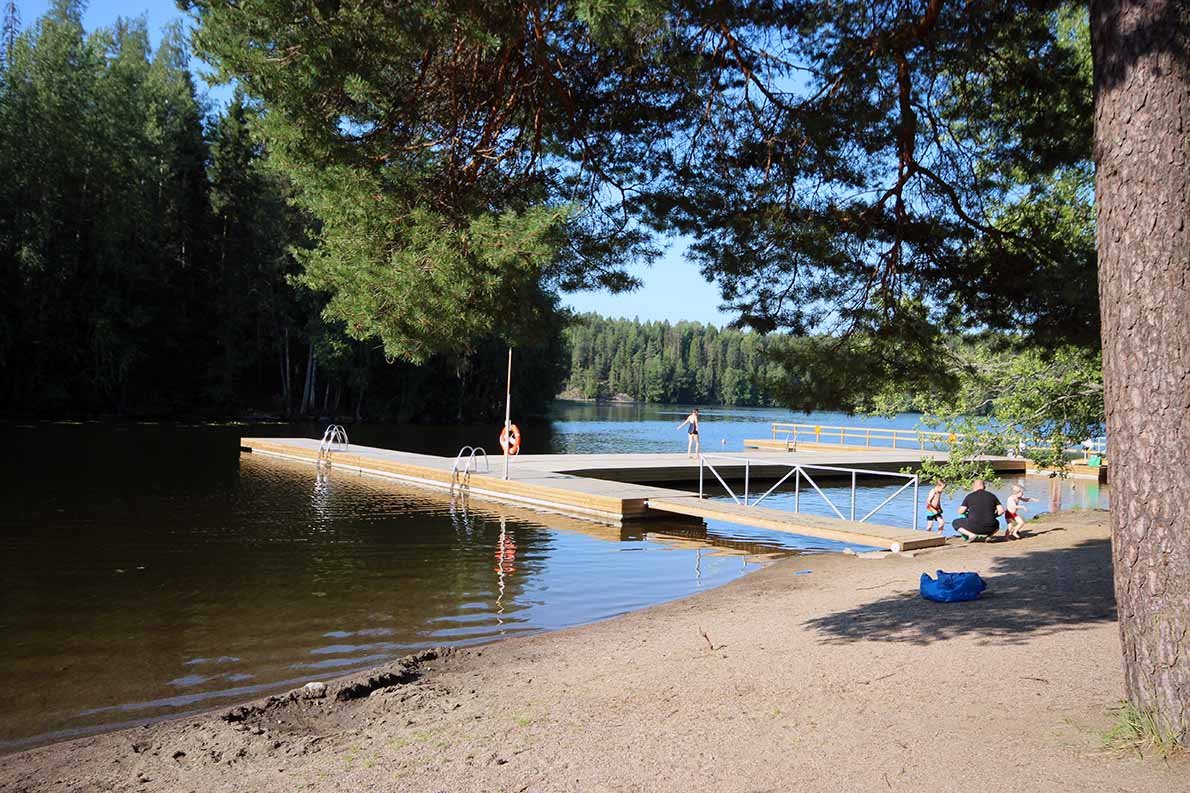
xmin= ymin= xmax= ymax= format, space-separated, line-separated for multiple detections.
xmin=646 ymin=496 xmax=946 ymax=553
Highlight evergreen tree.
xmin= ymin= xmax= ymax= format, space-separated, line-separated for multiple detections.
xmin=0 ymin=2 xmax=570 ymax=422
xmin=561 ymin=314 xmax=777 ymax=406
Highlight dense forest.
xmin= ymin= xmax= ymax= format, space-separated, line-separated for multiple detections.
xmin=0 ymin=3 xmax=567 ymax=422
xmin=561 ymin=315 xmax=780 ymax=406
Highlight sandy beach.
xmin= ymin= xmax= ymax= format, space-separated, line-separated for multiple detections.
xmin=2 ymin=509 xmax=1182 ymax=792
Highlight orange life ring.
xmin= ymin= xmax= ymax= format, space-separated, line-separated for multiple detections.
xmin=500 ymin=423 xmax=522 ymax=455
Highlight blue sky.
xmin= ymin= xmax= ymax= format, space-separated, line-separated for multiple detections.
xmin=562 ymin=240 xmax=733 ymax=325
xmin=17 ymin=0 xmax=734 ymax=326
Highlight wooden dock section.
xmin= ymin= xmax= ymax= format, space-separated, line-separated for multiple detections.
xmin=240 ymin=437 xmax=968 ymax=551
xmin=242 ymin=438 xmax=679 ymax=523
xmin=1027 ymin=459 xmax=1108 ymax=482
xmin=646 ymin=497 xmax=942 ymax=552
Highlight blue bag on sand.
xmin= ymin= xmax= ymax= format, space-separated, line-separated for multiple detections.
xmin=920 ymin=570 xmax=986 ymax=603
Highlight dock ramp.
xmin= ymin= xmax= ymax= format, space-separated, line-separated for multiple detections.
xmin=646 ymin=496 xmax=945 ymax=553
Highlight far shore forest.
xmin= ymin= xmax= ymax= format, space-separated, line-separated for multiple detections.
xmin=561 ymin=316 xmax=778 ymax=407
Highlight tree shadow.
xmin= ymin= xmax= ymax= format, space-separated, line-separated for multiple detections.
xmin=805 ymin=538 xmax=1116 ymax=646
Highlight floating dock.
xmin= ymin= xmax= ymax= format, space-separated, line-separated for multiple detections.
xmin=1027 ymin=459 xmax=1109 ymax=483
xmin=241 ymin=437 xmax=1027 ymax=553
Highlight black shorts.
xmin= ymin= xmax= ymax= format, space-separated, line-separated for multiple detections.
xmin=689 ymin=429 xmax=698 ymax=436
xmin=953 ymin=517 xmax=997 ymax=536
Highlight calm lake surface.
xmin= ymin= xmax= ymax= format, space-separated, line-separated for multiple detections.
xmin=0 ymin=403 xmax=1107 ymax=750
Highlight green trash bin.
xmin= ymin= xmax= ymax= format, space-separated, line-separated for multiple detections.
xmin=1088 ymin=454 xmax=1103 ymax=467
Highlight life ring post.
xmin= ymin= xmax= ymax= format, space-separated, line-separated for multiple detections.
xmin=503 ymin=347 xmax=513 ymax=480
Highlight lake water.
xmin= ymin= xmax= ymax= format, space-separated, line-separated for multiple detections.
xmin=0 ymin=403 xmax=1107 ymax=751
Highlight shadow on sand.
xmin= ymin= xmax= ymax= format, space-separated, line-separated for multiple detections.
xmin=806 ymin=534 xmax=1116 ymax=646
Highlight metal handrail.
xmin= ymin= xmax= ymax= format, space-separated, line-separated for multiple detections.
xmin=698 ymin=454 xmax=920 ymax=529
xmin=451 ymin=446 xmax=491 ymax=493
xmin=466 ymin=447 xmax=490 ymax=474
xmin=451 ymin=446 xmax=491 ymax=475
xmin=317 ymin=424 xmax=350 ymax=466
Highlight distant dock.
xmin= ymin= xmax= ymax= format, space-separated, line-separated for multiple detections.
xmin=241 ymin=437 xmax=1027 ymax=553
xmin=744 ymin=422 xmax=1107 ymax=480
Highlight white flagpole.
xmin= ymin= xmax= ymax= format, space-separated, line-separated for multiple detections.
xmin=503 ymin=347 xmax=512 ymax=480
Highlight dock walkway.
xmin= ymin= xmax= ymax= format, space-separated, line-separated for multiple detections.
xmin=240 ymin=438 xmax=1023 ymax=552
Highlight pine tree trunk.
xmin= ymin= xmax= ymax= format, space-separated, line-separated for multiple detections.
xmin=354 ymin=382 xmax=366 ymax=422
xmin=300 ymin=343 xmax=316 ymax=416
xmin=1092 ymin=0 xmax=1190 ymax=741
xmin=281 ymin=326 xmax=291 ymax=414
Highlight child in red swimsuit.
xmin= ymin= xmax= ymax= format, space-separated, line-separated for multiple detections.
xmin=924 ymin=480 xmax=946 ymax=532
xmin=1005 ymin=484 xmax=1035 ymax=539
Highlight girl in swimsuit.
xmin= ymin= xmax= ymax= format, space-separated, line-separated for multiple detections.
xmin=677 ymin=409 xmax=701 ymax=458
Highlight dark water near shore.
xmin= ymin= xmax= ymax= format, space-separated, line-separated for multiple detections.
xmin=0 ymin=404 xmax=1107 ymax=750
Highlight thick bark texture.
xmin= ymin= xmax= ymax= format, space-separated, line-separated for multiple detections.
xmin=1093 ymin=0 xmax=1190 ymax=740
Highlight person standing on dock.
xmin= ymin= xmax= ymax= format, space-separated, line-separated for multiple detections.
xmin=952 ymin=479 xmax=1005 ymax=541
xmin=677 ymin=409 xmax=701 ymax=458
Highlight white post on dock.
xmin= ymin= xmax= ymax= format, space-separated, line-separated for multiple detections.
xmin=744 ymin=460 xmax=750 ymax=507
xmin=850 ymin=471 xmax=857 ymax=520
xmin=913 ymin=477 xmax=920 ymax=530
xmin=503 ymin=347 xmax=512 ymax=481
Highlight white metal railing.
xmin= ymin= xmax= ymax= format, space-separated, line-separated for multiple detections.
xmin=698 ymin=454 xmax=920 ymax=530
xmin=770 ymin=422 xmax=955 ymax=451
xmin=769 ymin=422 xmax=1107 ymax=458
xmin=451 ymin=446 xmax=490 ymax=492
xmin=317 ymin=424 xmax=350 ymax=466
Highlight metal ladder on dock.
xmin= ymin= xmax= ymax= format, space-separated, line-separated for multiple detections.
xmin=451 ymin=446 xmax=490 ymax=494
xmin=317 ymin=425 xmax=350 ymax=467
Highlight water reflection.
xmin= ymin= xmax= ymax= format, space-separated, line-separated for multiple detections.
xmin=0 ymin=424 xmax=792 ymax=751
xmin=495 ymin=516 xmax=513 ymax=630
xmin=311 ymin=467 xmax=332 ymax=525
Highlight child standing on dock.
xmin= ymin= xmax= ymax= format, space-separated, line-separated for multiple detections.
xmin=1005 ymin=484 xmax=1035 ymax=539
xmin=677 ymin=409 xmax=701 ymax=458
xmin=924 ymin=480 xmax=946 ymax=532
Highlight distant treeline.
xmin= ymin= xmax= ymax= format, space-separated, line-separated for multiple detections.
xmin=561 ymin=314 xmax=780 ymax=406
xmin=0 ymin=5 xmax=565 ymax=422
